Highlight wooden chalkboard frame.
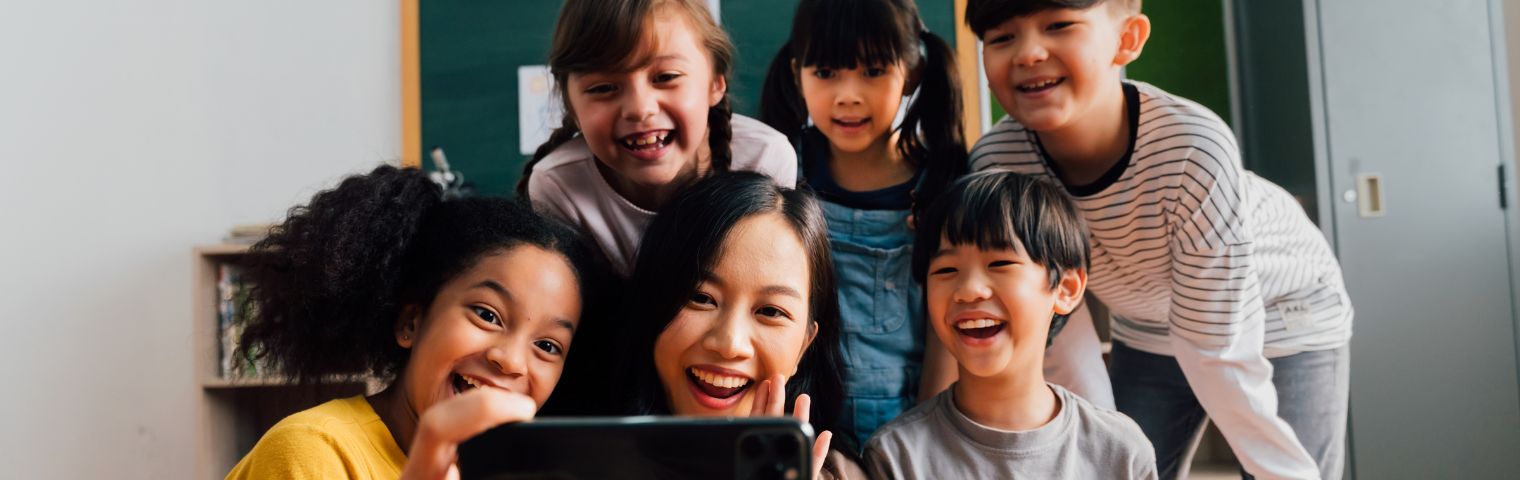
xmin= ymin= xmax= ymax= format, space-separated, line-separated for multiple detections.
xmin=402 ymin=0 xmax=420 ymax=169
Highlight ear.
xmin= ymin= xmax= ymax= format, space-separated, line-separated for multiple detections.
xmin=1113 ymin=14 xmax=1152 ymax=67
xmin=791 ymin=319 xmax=820 ymax=376
xmin=803 ymin=320 xmax=819 ymax=352
xmin=709 ymin=73 xmax=728 ymax=107
xmin=395 ymin=305 xmax=422 ymax=349
xmin=1052 ymin=268 xmax=1088 ymax=316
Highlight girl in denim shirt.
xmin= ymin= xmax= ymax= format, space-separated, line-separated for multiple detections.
xmin=760 ymin=0 xmax=967 ymax=447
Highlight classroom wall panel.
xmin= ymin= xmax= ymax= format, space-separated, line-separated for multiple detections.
xmin=0 ymin=1 xmax=401 ymax=477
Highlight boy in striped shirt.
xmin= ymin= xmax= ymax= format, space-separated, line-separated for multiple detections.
xmin=965 ymin=1 xmax=1353 ymax=478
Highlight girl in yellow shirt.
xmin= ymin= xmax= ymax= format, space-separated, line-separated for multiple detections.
xmin=226 ymin=165 xmax=606 ymax=479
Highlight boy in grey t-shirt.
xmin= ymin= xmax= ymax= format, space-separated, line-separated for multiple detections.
xmin=864 ymin=171 xmax=1155 ymax=479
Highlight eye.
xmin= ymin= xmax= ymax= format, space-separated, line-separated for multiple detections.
xmin=653 ymin=71 xmax=683 ymax=84
xmin=470 ymin=306 xmax=502 ymax=326
xmin=689 ymin=292 xmax=717 ymax=308
xmin=986 ymin=34 xmax=1014 ymax=45
xmin=756 ymin=306 xmax=789 ymax=319
xmin=534 ymin=339 xmax=564 ymax=355
xmin=931 ymin=266 xmax=958 ymax=276
xmin=1047 ymin=21 xmax=1075 ymax=31
xmin=811 ymin=68 xmax=835 ymax=79
xmin=865 ymin=67 xmax=887 ymax=78
xmin=584 ymin=83 xmax=616 ymax=95
xmin=989 ymin=260 xmax=1017 ymax=268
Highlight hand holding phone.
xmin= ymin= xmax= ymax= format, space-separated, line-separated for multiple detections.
xmin=749 ymin=374 xmax=833 ymax=480
xmin=401 ymin=388 xmax=538 ymax=480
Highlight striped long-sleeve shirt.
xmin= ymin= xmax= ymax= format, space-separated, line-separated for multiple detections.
xmin=971 ymin=81 xmax=1352 ymax=479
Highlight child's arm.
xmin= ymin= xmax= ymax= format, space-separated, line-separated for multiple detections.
xmin=1164 ymin=151 xmax=1317 ymax=479
xmin=1041 ymin=302 xmax=1115 ymax=409
xmin=400 ymin=389 xmax=537 ymax=480
xmin=917 ymin=324 xmax=957 ymax=403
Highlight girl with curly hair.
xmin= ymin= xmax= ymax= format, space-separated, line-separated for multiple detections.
xmin=226 ymin=166 xmax=606 ymax=480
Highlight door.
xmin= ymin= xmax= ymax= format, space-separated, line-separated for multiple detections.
xmin=1317 ymin=0 xmax=1520 ymax=477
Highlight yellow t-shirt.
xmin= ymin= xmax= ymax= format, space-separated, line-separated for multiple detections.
xmin=227 ymin=395 xmax=406 ymax=479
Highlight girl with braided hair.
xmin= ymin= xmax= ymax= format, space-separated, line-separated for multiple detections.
xmin=518 ymin=0 xmax=797 ymax=278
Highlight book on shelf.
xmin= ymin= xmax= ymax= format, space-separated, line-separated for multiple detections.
xmin=217 ymin=263 xmax=267 ymax=379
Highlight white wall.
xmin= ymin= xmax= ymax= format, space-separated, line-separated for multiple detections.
xmin=0 ymin=1 xmax=399 ymax=477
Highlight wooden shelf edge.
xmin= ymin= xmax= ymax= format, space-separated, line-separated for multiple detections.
xmin=195 ymin=244 xmax=252 ymax=257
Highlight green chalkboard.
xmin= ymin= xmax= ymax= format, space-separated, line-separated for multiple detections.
xmin=419 ymin=1 xmax=561 ymax=197
xmin=983 ymin=4 xmax=1233 ymax=129
xmin=420 ymin=0 xmax=958 ymax=198
xmin=1123 ymin=1 xmax=1232 ymax=124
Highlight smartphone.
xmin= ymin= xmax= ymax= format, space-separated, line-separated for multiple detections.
xmin=456 ymin=416 xmax=813 ymax=480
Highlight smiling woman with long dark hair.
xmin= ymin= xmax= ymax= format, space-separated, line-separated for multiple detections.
xmin=613 ymin=171 xmax=860 ymax=478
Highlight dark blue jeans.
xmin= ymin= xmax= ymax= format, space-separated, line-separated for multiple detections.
xmin=1110 ymin=342 xmax=1350 ymax=480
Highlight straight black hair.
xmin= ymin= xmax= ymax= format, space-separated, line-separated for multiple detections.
xmin=760 ymin=0 xmax=967 ymax=216
xmin=238 ymin=165 xmax=607 ymax=385
xmin=911 ymin=170 xmax=1089 ymax=343
xmin=965 ymin=0 xmax=1141 ymax=37
xmin=614 ymin=171 xmax=848 ymax=442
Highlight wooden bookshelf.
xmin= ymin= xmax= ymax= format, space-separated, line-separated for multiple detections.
xmin=192 ymin=244 xmax=370 ymax=479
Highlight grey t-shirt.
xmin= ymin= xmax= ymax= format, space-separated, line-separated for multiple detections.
xmin=863 ymin=383 xmax=1156 ymax=479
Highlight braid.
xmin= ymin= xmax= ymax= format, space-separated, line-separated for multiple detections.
xmin=517 ymin=115 xmax=581 ymax=200
xmin=706 ymin=96 xmax=734 ymax=174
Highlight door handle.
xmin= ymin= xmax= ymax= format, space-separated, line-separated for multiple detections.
xmin=1356 ymin=173 xmax=1385 ymax=218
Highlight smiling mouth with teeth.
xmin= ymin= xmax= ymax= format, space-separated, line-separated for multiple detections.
xmin=1016 ymin=77 xmax=1065 ymax=93
xmin=956 ymin=318 xmax=1007 ymax=339
xmin=687 ymin=367 xmax=753 ymax=399
xmin=832 ymin=118 xmax=869 ymax=128
xmin=452 ymin=373 xmax=487 ymax=394
xmin=619 ymin=130 xmax=675 ymax=151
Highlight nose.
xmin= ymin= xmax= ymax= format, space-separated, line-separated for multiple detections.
xmin=834 ymin=75 xmax=864 ymax=107
xmin=486 ymin=340 xmax=529 ymax=380
xmin=620 ymin=81 xmax=659 ymax=124
xmin=1013 ymin=36 xmax=1049 ymax=67
xmin=951 ymin=271 xmax=993 ymax=304
xmin=701 ymin=307 xmax=755 ymax=360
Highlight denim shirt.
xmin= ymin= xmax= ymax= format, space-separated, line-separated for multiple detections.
xmin=822 ymin=200 xmax=925 ymax=446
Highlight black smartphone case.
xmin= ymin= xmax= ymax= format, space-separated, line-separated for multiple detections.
xmin=457 ymin=416 xmax=813 ymax=480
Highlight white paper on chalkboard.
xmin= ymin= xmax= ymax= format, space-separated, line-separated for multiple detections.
xmin=518 ymin=65 xmax=564 ymax=155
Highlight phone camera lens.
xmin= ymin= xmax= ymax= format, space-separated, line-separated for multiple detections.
xmin=772 ymin=433 xmax=800 ymax=457
xmin=741 ymin=434 xmax=766 ymax=458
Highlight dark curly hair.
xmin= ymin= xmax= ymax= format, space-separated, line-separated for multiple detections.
xmin=236 ymin=165 xmax=605 ymax=385
xmin=611 ymin=171 xmax=849 ymax=445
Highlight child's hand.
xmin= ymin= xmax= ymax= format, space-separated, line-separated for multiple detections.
xmin=401 ymin=388 xmax=537 ymax=480
xmin=749 ymin=374 xmax=834 ymax=480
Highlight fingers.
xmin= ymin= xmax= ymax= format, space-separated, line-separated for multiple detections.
xmin=767 ymin=374 xmax=786 ymax=416
xmin=751 ymin=374 xmax=789 ymax=417
xmin=424 ymin=389 xmax=538 ymax=444
xmin=749 ymin=378 xmax=771 ymax=417
xmin=402 ymin=389 xmax=537 ymax=480
xmin=810 ymin=430 xmax=833 ymax=480
xmin=793 ymin=393 xmax=812 ymax=425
